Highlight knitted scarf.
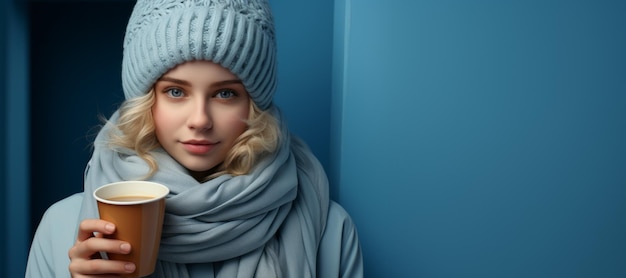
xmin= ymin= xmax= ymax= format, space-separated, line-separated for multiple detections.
xmin=79 ymin=106 xmax=329 ymax=277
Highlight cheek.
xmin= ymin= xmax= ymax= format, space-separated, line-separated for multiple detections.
xmin=221 ymin=107 xmax=250 ymax=136
xmin=152 ymin=105 xmax=176 ymax=136
xmin=230 ymin=112 xmax=249 ymax=135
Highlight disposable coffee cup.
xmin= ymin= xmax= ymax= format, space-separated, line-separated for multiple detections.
xmin=93 ymin=181 xmax=169 ymax=278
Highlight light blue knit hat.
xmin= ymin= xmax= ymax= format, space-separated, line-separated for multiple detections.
xmin=122 ymin=0 xmax=277 ymax=110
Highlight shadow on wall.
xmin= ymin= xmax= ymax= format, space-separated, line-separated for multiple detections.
xmin=28 ymin=1 xmax=132 ymax=240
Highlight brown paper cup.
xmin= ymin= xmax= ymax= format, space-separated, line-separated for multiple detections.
xmin=93 ymin=181 xmax=169 ymax=278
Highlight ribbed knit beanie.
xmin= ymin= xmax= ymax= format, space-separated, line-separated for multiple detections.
xmin=121 ymin=0 xmax=277 ymax=110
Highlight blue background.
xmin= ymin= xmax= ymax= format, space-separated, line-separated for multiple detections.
xmin=2 ymin=0 xmax=625 ymax=277
xmin=333 ymin=1 xmax=626 ymax=277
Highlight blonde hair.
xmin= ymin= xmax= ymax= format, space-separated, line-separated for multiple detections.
xmin=108 ymin=90 xmax=281 ymax=181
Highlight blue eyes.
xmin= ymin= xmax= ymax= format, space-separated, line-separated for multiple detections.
xmin=163 ymin=88 xmax=238 ymax=99
xmin=215 ymin=90 xmax=236 ymax=99
xmin=166 ymin=88 xmax=184 ymax=98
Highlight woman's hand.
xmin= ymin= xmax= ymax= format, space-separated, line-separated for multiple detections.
xmin=68 ymin=219 xmax=136 ymax=277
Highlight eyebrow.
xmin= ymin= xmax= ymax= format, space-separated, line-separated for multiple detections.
xmin=157 ymin=77 xmax=244 ymax=87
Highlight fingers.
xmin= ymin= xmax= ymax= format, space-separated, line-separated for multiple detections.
xmin=69 ymin=219 xmax=137 ymax=277
xmin=71 ymin=219 xmax=129 ymax=260
xmin=76 ymin=219 xmax=115 ymax=241
xmin=69 ymin=257 xmax=136 ymax=276
xmin=69 ymin=237 xmax=132 ymax=260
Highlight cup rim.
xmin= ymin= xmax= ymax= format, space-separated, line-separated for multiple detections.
xmin=93 ymin=180 xmax=170 ymax=205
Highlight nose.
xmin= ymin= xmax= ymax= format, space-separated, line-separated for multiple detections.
xmin=187 ymin=98 xmax=212 ymax=131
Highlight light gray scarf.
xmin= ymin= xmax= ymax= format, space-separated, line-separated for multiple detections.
xmin=79 ymin=106 xmax=329 ymax=277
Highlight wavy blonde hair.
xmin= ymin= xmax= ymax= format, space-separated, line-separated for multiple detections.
xmin=108 ymin=89 xmax=281 ymax=181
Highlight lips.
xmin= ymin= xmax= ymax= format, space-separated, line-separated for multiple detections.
xmin=181 ymin=139 xmax=217 ymax=154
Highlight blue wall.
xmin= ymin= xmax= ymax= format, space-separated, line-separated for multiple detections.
xmin=333 ymin=0 xmax=626 ymax=277
xmin=0 ymin=2 xmax=7 ymax=276
xmin=1 ymin=0 xmax=29 ymax=277
xmin=271 ymin=0 xmax=334 ymax=181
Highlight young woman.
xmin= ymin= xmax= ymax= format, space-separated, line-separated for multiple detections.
xmin=25 ymin=0 xmax=363 ymax=277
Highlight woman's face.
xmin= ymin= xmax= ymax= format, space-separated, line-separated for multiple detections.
xmin=152 ymin=60 xmax=250 ymax=178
